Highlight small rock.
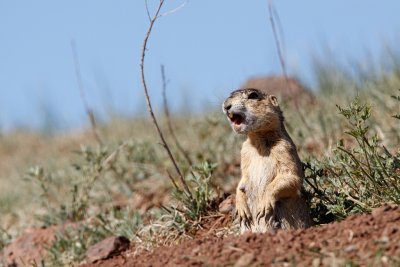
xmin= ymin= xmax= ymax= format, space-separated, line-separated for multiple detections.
xmin=344 ymin=245 xmax=357 ymax=253
xmin=219 ymin=194 xmax=235 ymax=214
xmin=86 ymin=236 xmax=130 ymax=263
xmin=377 ymin=236 xmax=389 ymax=244
xmin=191 ymin=247 xmax=200 ymax=256
xmin=322 ymin=254 xmax=346 ymax=267
xmin=381 ymin=256 xmax=389 ymax=264
xmin=312 ymin=258 xmax=321 ymax=267
xmin=234 ymin=252 xmax=254 ymax=267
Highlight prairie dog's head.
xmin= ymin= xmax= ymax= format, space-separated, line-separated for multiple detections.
xmin=222 ymin=88 xmax=283 ymax=134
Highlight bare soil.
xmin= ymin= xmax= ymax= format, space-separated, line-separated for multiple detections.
xmin=82 ymin=204 xmax=400 ymax=267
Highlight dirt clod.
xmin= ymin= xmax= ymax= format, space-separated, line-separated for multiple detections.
xmin=234 ymin=252 xmax=254 ymax=267
xmin=85 ymin=236 xmax=130 ymax=263
xmin=218 ymin=194 xmax=235 ymax=214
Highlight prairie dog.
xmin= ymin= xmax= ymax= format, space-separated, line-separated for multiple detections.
xmin=222 ymin=88 xmax=312 ymax=233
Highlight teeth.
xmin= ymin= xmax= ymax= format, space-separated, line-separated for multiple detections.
xmin=228 ymin=113 xmax=233 ymax=119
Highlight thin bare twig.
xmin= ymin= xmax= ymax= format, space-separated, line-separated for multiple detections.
xmin=140 ymin=0 xmax=192 ymax=198
xmin=267 ymin=1 xmax=287 ymax=81
xmin=71 ymin=39 xmax=103 ymax=145
xmin=159 ymin=0 xmax=188 ymax=17
xmin=161 ymin=64 xmax=193 ymax=166
xmin=166 ymin=170 xmax=180 ymax=191
xmin=267 ymin=0 xmax=312 ymax=132
xmin=145 ymin=0 xmax=151 ymax=22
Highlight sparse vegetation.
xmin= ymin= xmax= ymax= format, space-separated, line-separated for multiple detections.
xmin=1 ymin=7 xmax=400 ymax=264
xmin=171 ymin=161 xmax=216 ymax=221
xmin=305 ymin=97 xmax=400 ymax=222
xmin=46 ymin=209 xmax=141 ymax=266
xmin=0 ymin=227 xmax=11 ymax=251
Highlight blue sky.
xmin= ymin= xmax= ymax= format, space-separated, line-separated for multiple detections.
xmin=1 ymin=1 xmax=399 ymax=131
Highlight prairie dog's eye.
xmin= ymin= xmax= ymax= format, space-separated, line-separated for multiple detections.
xmin=248 ymin=92 xmax=260 ymax=99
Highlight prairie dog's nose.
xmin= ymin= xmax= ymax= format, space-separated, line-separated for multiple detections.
xmin=224 ymin=103 xmax=232 ymax=111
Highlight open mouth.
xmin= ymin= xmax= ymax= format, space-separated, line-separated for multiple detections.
xmin=228 ymin=112 xmax=245 ymax=125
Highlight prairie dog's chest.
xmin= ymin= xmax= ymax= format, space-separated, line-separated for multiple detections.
xmin=241 ymin=143 xmax=276 ymax=190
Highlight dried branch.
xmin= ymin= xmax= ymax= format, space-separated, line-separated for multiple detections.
xmin=71 ymin=39 xmax=103 ymax=145
xmin=161 ymin=64 xmax=193 ymax=166
xmin=140 ymin=0 xmax=192 ymax=198
xmin=166 ymin=170 xmax=180 ymax=191
xmin=145 ymin=0 xmax=151 ymax=22
xmin=159 ymin=0 xmax=187 ymax=17
xmin=267 ymin=0 xmax=312 ymax=132
xmin=267 ymin=1 xmax=287 ymax=81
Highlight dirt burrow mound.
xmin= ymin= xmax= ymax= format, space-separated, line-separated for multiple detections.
xmin=84 ymin=204 xmax=400 ymax=267
xmin=241 ymin=75 xmax=315 ymax=105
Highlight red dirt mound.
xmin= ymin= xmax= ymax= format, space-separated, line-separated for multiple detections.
xmin=83 ymin=204 xmax=400 ymax=266
xmin=242 ymin=75 xmax=314 ymax=105
xmin=1 ymin=223 xmax=77 ymax=266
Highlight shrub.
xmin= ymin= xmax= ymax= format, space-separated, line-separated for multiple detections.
xmin=305 ymin=97 xmax=400 ymax=221
xmin=171 ymin=161 xmax=217 ymax=221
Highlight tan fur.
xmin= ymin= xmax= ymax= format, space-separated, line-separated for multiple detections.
xmin=222 ymin=88 xmax=312 ymax=233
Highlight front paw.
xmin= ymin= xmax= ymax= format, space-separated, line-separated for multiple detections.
xmin=256 ymin=196 xmax=274 ymax=224
xmin=235 ymin=196 xmax=252 ymax=228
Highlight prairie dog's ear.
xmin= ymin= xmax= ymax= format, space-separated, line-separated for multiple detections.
xmin=269 ymin=95 xmax=279 ymax=107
